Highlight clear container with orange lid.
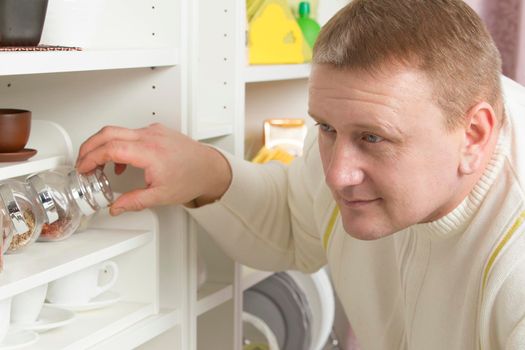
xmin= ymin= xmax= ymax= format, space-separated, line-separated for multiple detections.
xmin=263 ymin=118 xmax=308 ymax=157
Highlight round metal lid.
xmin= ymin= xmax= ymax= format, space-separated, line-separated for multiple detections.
xmin=68 ymin=171 xmax=96 ymax=216
xmin=88 ymin=168 xmax=113 ymax=208
xmin=27 ymin=174 xmax=59 ymax=224
xmin=0 ymin=184 xmax=29 ymax=234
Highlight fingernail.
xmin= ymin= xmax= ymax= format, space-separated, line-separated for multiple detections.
xmin=111 ymin=207 xmax=125 ymax=216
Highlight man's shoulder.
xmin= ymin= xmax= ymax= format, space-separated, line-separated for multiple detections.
xmin=503 ymin=77 xmax=525 ymax=192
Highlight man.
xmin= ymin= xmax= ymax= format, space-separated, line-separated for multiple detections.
xmin=76 ymin=0 xmax=525 ymax=348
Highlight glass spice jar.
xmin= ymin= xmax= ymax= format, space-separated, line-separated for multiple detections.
xmin=0 ymin=179 xmax=45 ymax=253
xmin=1 ymin=211 xmax=12 ymax=257
xmin=27 ymin=167 xmax=114 ymax=242
xmin=0 ymin=213 xmax=5 ymax=273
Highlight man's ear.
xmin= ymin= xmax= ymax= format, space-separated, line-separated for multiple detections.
xmin=459 ymin=102 xmax=497 ymax=175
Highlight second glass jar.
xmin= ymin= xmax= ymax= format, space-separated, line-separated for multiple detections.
xmin=27 ymin=166 xmax=114 ymax=241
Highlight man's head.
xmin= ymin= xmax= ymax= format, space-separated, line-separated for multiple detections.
xmin=313 ymin=0 xmax=504 ymax=128
xmin=308 ymin=0 xmax=503 ymax=239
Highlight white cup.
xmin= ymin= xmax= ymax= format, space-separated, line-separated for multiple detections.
xmin=0 ymin=297 xmax=12 ymax=344
xmin=47 ymin=260 xmax=119 ymax=305
xmin=10 ymin=284 xmax=48 ymax=325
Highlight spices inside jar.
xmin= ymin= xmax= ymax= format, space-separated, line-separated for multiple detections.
xmin=27 ymin=167 xmax=113 ymax=242
xmin=8 ymin=208 xmax=36 ymax=252
xmin=28 ymin=172 xmax=82 ymax=242
xmin=39 ymin=205 xmax=75 ymax=241
xmin=0 ymin=180 xmax=45 ymax=253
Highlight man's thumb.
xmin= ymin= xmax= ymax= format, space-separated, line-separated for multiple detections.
xmin=109 ymin=189 xmax=155 ymax=216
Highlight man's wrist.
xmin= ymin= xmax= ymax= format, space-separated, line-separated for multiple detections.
xmin=192 ymin=146 xmax=232 ymax=208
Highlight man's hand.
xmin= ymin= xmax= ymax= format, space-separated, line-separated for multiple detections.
xmin=76 ymin=123 xmax=232 ymax=215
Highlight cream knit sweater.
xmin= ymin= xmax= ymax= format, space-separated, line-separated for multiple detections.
xmin=188 ymin=77 xmax=525 ymax=350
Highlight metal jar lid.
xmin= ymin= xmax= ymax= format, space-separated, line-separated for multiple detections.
xmin=27 ymin=174 xmax=59 ymax=224
xmin=0 ymin=184 xmax=29 ymax=234
xmin=68 ymin=170 xmax=96 ymax=216
xmin=87 ymin=168 xmax=113 ymax=208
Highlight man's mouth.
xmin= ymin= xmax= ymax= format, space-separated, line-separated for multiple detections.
xmin=340 ymin=198 xmax=381 ymax=208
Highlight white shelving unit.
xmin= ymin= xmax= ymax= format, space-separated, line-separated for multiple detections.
xmin=244 ymin=63 xmax=311 ymax=83
xmin=189 ymin=1 xmax=344 ymax=350
xmin=0 ymin=120 xmax=164 ymax=349
xmin=197 ymin=283 xmax=233 ymax=316
xmin=0 ymin=0 xmax=345 ymax=349
xmin=0 ymin=0 xmax=186 ymax=348
xmin=0 ymin=49 xmax=179 ymax=76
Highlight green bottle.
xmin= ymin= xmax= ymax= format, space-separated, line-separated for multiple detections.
xmin=296 ymin=1 xmax=321 ymax=49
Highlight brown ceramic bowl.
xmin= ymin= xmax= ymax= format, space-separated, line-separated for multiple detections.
xmin=0 ymin=109 xmax=31 ymax=153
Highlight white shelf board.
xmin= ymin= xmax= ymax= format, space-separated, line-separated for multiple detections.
xmin=244 ymin=64 xmax=311 ymax=83
xmin=90 ymin=308 xmax=181 ymax=350
xmin=197 ymin=281 xmax=232 ymax=316
xmin=0 ymin=155 xmax=66 ymax=180
xmin=0 ymin=48 xmax=179 ymax=76
xmin=24 ymin=301 xmax=155 ymax=350
xmin=241 ymin=267 xmax=274 ymax=291
xmin=0 ymin=229 xmax=153 ymax=298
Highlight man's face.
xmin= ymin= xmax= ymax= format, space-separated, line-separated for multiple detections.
xmin=308 ymin=64 xmax=467 ymax=240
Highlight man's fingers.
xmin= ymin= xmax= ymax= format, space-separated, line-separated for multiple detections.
xmin=76 ymin=140 xmax=150 ymax=174
xmin=77 ymin=126 xmax=141 ymax=162
xmin=109 ymin=188 xmax=159 ymax=215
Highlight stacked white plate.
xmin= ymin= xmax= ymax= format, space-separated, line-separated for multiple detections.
xmin=243 ymin=268 xmax=334 ymax=350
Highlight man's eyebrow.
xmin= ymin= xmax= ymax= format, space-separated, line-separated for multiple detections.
xmin=307 ymin=112 xmax=324 ymax=123
xmin=353 ymin=120 xmax=405 ymax=138
xmin=308 ymin=111 xmax=405 ymax=138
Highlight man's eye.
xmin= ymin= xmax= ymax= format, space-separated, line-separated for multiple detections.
xmin=362 ymin=134 xmax=384 ymax=143
xmin=316 ymin=122 xmax=335 ymax=133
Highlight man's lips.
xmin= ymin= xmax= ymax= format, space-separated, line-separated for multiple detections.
xmin=340 ymin=198 xmax=381 ymax=207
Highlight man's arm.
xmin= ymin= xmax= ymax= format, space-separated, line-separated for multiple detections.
xmin=76 ymin=123 xmax=232 ymax=214
xmin=188 ymin=128 xmax=328 ymax=272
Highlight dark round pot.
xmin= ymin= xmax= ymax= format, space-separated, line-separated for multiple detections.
xmin=0 ymin=0 xmax=49 ymax=47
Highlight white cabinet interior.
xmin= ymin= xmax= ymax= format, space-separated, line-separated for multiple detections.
xmin=0 ymin=0 xmax=186 ymax=348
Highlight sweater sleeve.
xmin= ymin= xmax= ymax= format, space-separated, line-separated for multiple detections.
xmin=186 ymin=129 xmax=327 ymax=273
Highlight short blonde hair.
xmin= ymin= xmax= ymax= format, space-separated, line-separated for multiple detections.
xmin=313 ymin=0 xmax=504 ymax=129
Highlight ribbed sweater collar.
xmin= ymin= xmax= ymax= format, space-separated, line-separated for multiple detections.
xmin=413 ymin=128 xmax=509 ymax=239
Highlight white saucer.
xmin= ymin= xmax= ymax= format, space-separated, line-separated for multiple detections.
xmin=13 ymin=305 xmax=75 ymax=333
xmin=0 ymin=329 xmax=38 ymax=349
xmin=45 ymin=290 xmax=121 ymax=312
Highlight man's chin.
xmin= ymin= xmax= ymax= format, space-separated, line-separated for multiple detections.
xmin=342 ymin=221 xmax=395 ymax=241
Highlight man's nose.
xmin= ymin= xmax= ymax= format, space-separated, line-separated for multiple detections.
xmin=324 ymin=142 xmax=365 ymax=190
